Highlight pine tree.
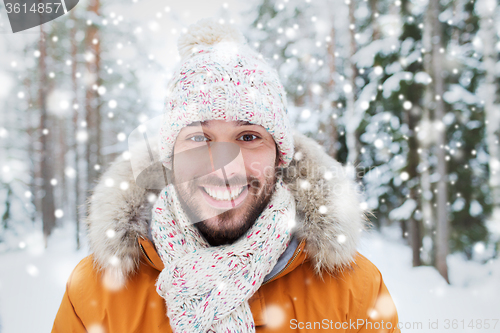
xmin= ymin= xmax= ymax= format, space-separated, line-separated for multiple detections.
xmin=476 ymin=0 xmax=500 ymax=253
xmin=39 ymin=24 xmax=57 ymax=247
xmin=0 ymin=0 xmax=154 ymax=248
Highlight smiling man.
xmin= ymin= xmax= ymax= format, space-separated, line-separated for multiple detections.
xmin=53 ymin=19 xmax=400 ymax=333
xmin=172 ymin=120 xmax=280 ymax=246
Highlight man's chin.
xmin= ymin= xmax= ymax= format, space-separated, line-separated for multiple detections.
xmin=190 ymin=194 xmax=268 ymax=246
xmin=174 ymin=178 xmax=277 ymax=246
xmin=197 ymin=218 xmax=245 ymax=237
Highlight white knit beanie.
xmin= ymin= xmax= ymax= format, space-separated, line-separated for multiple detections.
xmin=158 ymin=18 xmax=294 ymax=168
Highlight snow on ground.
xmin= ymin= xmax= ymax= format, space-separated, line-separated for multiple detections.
xmin=359 ymin=227 xmax=500 ymax=333
xmin=0 ymin=223 xmax=499 ymax=333
xmin=0 ymin=223 xmax=88 ymax=333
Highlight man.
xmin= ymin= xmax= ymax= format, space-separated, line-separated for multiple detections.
xmin=53 ymin=19 xmax=400 ymax=332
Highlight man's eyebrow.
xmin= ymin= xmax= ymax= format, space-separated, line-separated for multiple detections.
xmin=235 ymin=121 xmax=253 ymax=126
xmin=186 ymin=121 xmax=206 ymax=127
xmin=185 ymin=120 xmax=254 ymax=127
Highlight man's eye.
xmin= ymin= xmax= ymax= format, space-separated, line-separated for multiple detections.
xmin=189 ymin=135 xmax=208 ymax=142
xmin=238 ymin=134 xmax=259 ymax=142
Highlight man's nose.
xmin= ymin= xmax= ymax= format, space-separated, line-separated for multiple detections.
xmin=208 ymin=142 xmax=246 ymax=180
xmin=171 ymin=142 xmax=242 ymax=184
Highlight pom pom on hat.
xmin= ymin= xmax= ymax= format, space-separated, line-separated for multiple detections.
xmin=177 ymin=18 xmax=246 ymax=61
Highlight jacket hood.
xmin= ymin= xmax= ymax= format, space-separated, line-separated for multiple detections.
xmin=86 ymin=132 xmax=367 ymax=280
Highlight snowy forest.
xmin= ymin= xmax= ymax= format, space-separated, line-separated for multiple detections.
xmin=1 ymin=0 xmax=500 ymax=331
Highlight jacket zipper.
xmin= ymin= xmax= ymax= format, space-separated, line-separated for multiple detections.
xmin=262 ymin=239 xmax=304 ymax=285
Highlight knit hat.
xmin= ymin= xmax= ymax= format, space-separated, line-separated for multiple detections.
xmin=158 ymin=18 xmax=294 ymax=169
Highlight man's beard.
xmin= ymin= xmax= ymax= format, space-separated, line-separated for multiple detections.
xmin=173 ymin=171 xmax=277 ymax=246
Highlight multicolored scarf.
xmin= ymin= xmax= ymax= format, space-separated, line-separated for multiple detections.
xmin=151 ymin=179 xmax=295 ymax=333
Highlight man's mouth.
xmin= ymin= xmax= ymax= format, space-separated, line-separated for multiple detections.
xmin=198 ymin=184 xmax=250 ymax=209
xmin=200 ymin=185 xmax=248 ymax=201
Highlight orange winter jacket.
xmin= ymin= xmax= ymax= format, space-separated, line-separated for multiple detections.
xmin=53 ymin=238 xmax=399 ymax=333
xmin=52 ymin=133 xmax=400 ymax=332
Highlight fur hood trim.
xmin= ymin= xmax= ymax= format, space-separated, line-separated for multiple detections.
xmin=86 ymin=132 xmax=367 ymax=280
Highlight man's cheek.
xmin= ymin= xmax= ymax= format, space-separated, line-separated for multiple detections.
xmin=263 ymin=164 xmax=276 ymax=179
xmin=249 ymin=161 xmax=263 ymax=178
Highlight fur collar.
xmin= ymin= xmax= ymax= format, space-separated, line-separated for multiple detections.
xmin=86 ymin=132 xmax=367 ymax=279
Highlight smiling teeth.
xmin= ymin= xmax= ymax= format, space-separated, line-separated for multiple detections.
xmin=203 ymin=185 xmax=246 ymax=201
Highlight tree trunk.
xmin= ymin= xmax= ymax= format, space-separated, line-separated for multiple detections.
xmin=321 ymin=10 xmax=339 ymax=158
xmin=369 ymin=0 xmax=380 ymax=41
xmin=70 ymin=10 xmax=81 ymax=250
xmin=428 ymin=0 xmax=449 ymax=283
xmin=406 ymin=107 xmax=423 ymax=267
xmin=328 ymin=24 xmax=338 ymax=159
xmin=85 ymin=0 xmax=102 ymax=196
xmin=58 ymin=118 xmax=67 ymax=209
xmin=419 ymin=123 xmax=436 ymax=266
xmin=420 ymin=1 xmax=436 ymax=267
xmin=345 ymin=0 xmax=358 ymax=165
xmin=39 ymin=24 xmax=56 ymax=247
xmin=1 ymin=186 xmax=12 ymax=229
xmin=24 ymin=77 xmax=38 ymax=225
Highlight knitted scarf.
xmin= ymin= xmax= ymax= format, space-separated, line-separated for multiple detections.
xmin=151 ymin=179 xmax=296 ymax=333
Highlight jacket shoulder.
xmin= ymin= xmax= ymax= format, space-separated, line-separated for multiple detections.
xmin=67 ymin=255 xmax=100 ymax=285
xmin=65 ymin=255 xmax=101 ymax=304
xmin=65 ymin=254 xmax=141 ymax=301
xmin=349 ymin=252 xmax=383 ymax=283
xmin=57 ymin=254 xmax=171 ymax=332
xmin=341 ymin=252 xmax=386 ymax=304
xmin=345 ymin=253 xmax=399 ymax=328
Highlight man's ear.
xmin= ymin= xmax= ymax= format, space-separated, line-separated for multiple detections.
xmin=274 ymin=145 xmax=285 ymax=179
xmin=275 ymin=144 xmax=281 ymax=167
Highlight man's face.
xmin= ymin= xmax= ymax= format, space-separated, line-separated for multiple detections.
xmin=172 ymin=120 xmax=279 ymax=246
